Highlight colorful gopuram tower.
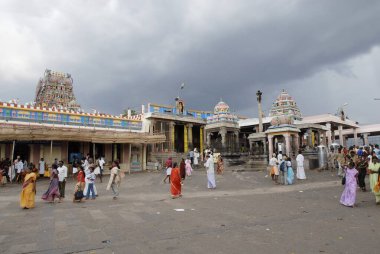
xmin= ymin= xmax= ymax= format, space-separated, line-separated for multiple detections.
xmin=34 ymin=69 xmax=81 ymax=111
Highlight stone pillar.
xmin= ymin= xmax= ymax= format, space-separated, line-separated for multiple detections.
xmin=294 ymin=134 xmax=300 ymax=153
xmin=321 ymin=131 xmax=326 ymax=145
xmin=219 ymin=127 xmax=227 ymax=150
xmin=128 ymin=143 xmax=132 ymax=174
xmin=307 ymin=129 xmax=313 ymax=148
xmin=263 ymin=139 xmax=267 ymax=155
xmin=343 ymin=136 xmax=348 ymax=147
xmin=234 ymin=131 xmax=240 ymax=152
xmin=249 ymin=140 xmax=253 ymax=153
xmin=362 ymin=133 xmax=369 ymax=146
xmin=338 ymin=125 xmax=344 ymax=146
xmin=105 ymin=144 xmax=112 ymax=163
xmin=187 ymin=124 xmax=193 ymax=150
xmin=50 ymin=140 xmax=53 ymax=164
xmin=169 ymin=121 xmax=175 ymax=151
xmin=353 ymin=128 xmax=358 ymax=146
xmin=184 ymin=124 xmax=188 ymax=153
xmin=200 ymin=126 xmax=204 ymax=155
xmin=317 ymin=131 xmax=322 ymax=145
xmin=284 ymin=134 xmax=291 ymax=157
xmin=0 ymin=144 xmax=5 ymax=159
xmin=206 ymin=132 xmax=211 ymax=147
xmin=256 ymin=90 xmax=263 ymax=132
xmin=149 ymin=120 xmax=155 ymax=134
xmin=113 ymin=143 xmax=118 ymax=161
xmin=326 ymin=123 xmax=332 ymax=147
xmin=268 ymin=135 xmax=273 ymax=159
xmin=142 ymin=144 xmax=147 ymax=171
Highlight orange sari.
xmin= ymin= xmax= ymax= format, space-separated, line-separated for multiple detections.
xmin=170 ymin=167 xmax=181 ymax=197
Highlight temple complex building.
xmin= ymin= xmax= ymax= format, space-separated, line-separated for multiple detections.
xmin=0 ymin=70 xmax=166 ymax=172
xmin=35 ymin=69 xmax=81 ymax=111
xmin=240 ymin=90 xmax=369 ymax=169
xmin=2 ymin=69 xmax=380 ymax=172
xmin=143 ymin=100 xmax=211 ymax=163
xmin=205 ymin=100 xmax=240 ymax=153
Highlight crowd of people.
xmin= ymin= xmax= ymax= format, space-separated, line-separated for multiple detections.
xmin=0 ymin=154 xmax=123 ymax=209
xmin=336 ymin=144 xmax=380 ymax=207
xmin=268 ymin=144 xmax=380 ymax=208
xmin=4 ymin=143 xmax=380 ymax=210
xmin=268 ymin=151 xmax=305 ymax=185
xmin=164 ymin=147 xmax=224 ymax=199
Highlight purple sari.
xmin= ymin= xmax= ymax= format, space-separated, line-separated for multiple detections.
xmin=41 ymin=169 xmax=60 ymax=201
xmin=340 ymin=167 xmax=358 ymax=207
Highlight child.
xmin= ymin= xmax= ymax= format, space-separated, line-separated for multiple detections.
xmin=85 ymin=167 xmax=96 ymax=200
xmin=163 ymin=164 xmax=172 ymax=183
xmin=73 ymin=182 xmax=84 ymax=202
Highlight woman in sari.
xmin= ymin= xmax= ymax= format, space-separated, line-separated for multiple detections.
xmin=179 ymin=159 xmax=186 ymax=180
xmin=77 ymin=166 xmax=86 ymax=190
xmin=286 ymin=157 xmax=294 ymax=185
xmin=340 ymin=161 xmax=358 ymax=207
xmin=170 ymin=162 xmax=182 ymax=199
xmin=73 ymin=166 xmax=86 ymax=202
xmin=20 ymin=166 xmax=37 ymax=209
xmin=216 ymin=155 xmax=224 ymax=175
xmin=41 ymin=164 xmax=60 ymax=203
xmin=368 ymin=156 xmax=380 ymax=204
xmin=185 ymin=157 xmax=192 ymax=176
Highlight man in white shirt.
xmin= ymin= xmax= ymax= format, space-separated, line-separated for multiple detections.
xmin=204 ymin=153 xmax=216 ymax=189
xmin=277 ymin=151 xmax=283 ymax=162
xmin=39 ymin=158 xmax=46 ymax=178
xmin=98 ymin=156 xmax=105 ymax=183
xmin=14 ymin=156 xmax=24 ymax=183
xmin=57 ymin=160 xmax=68 ymax=199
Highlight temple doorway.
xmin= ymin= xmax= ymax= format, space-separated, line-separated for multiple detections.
xmin=192 ymin=125 xmax=201 ymax=150
xmin=13 ymin=142 xmax=30 ymax=162
xmin=175 ymin=125 xmax=184 ymax=153
xmin=68 ymin=142 xmax=81 ymax=163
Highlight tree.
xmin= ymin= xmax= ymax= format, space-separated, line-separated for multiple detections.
xmin=122 ymin=108 xmax=138 ymax=117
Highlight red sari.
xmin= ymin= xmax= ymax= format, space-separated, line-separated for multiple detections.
xmin=170 ymin=167 xmax=182 ymax=198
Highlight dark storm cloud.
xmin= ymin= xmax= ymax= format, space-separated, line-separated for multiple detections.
xmin=0 ymin=0 xmax=380 ymax=123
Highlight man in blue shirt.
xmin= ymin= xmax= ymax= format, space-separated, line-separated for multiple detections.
xmin=374 ymin=144 xmax=380 ymax=159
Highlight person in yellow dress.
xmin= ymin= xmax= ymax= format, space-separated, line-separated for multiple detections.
xmin=368 ymin=156 xmax=380 ymax=204
xmin=20 ymin=165 xmax=37 ymax=209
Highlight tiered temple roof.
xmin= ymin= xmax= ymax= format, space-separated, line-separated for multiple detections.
xmin=269 ymin=90 xmax=302 ymax=121
xmin=35 ymin=69 xmax=81 ymax=111
xmin=207 ymin=100 xmax=238 ymax=124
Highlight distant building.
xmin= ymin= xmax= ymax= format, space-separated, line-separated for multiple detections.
xmin=35 ymin=69 xmax=81 ymax=111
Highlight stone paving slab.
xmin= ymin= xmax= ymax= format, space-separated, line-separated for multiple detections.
xmin=0 ymin=168 xmax=379 ymax=254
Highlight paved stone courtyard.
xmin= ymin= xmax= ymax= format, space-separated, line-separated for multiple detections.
xmin=0 ymin=167 xmax=379 ymax=254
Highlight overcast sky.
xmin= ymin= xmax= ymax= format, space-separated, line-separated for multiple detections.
xmin=0 ymin=0 xmax=379 ymax=124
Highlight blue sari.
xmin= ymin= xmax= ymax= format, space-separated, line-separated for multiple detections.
xmin=287 ymin=167 xmax=295 ymax=185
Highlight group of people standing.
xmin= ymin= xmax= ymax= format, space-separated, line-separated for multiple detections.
xmin=339 ymin=145 xmax=380 ymax=207
xmin=0 ymin=156 xmax=40 ymax=185
xmin=269 ymin=151 xmax=306 ymax=185
xmin=18 ymin=154 xmax=123 ymax=209
xmin=164 ymin=148 xmax=224 ymax=199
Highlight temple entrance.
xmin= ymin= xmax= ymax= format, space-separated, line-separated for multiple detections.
xmin=175 ymin=125 xmax=184 ymax=153
xmin=13 ymin=142 xmax=30 ymax=162
xmin=95 ymin=144 xmax=105 ymax=158
xmin=272 ymin=135 xmax=285 ymax=155
xmin=68 ymin=142 xmax=82 ymax=163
